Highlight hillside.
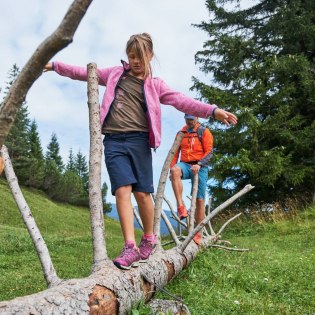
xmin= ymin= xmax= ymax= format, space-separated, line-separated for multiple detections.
xmin=1 ymin=178 xmax=314 ymax=314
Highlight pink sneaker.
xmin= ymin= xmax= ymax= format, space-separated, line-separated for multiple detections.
xmin=113 ymin=243 xmax=140 ymax=270
xmin=139 ymin=235 xmax=157 ymax=262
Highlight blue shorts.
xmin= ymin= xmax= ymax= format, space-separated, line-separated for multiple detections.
xmin=176 ymin=162 xmax=208 ymax=199
xmin=103 ymin=132 xmax=154 ymax=195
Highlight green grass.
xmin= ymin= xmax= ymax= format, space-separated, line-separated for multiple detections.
xmin=1 ymin=178 xmax=314 ymax=314
xmin=150 ymin=207 xmax=315 ymax=315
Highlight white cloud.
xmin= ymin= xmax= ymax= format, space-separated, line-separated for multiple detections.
xmin=1 ymin=0 xmax=215 ymax=205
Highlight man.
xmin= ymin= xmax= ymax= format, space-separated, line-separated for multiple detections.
xmin=170 ymin=114 xmax=213 ymax=245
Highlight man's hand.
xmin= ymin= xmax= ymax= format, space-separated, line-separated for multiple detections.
xmin=190 ymin=164 xmax=201 ymax=174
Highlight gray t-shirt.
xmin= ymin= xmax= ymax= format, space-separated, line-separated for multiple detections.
xmin=102 ymin=73 xmax=149 ymax=133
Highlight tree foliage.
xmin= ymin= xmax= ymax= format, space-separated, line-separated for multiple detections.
xmin=4 ymin=65 xmax=31 ymax=184
xmin=193 ymin=0 xmax=315 ymax=206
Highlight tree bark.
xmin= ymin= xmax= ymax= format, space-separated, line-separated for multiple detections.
xmin=0 ymin=0 xmax=93 ymax=148
xmin=87 ymin=63 xmax=108 ymax=270
xmin=0 ymin=145 xmax=61 ymax=287
xmin=153 ymin=132 xmax=184 ymax=247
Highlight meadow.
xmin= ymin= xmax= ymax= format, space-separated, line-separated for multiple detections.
xmin=0 ymin=179 xmax=314 ymax=314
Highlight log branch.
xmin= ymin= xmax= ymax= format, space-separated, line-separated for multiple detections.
xmin=208 ymin=244 xmax=249 ymax=252
xmin=133 ymin=207 xmax=144 ymax=231
xmin=153 ymin=132 xmax=184 ymax=247
xmin=217 ymin=213 xmax=242 ymax=236
xmin=87 ymin=63 xmax=108 ymax=269
xmin=161 ymin=210 xmax=181 ymax=246
xmin=0 ymin=0 xmax=93 ymax=148
xmin=188 ymin=174 xmax=198 ymax=235
xmin=180 ymin=184 xmax=255 ymax=251
xmin=0 ymin=145 xmax=61 ymax=287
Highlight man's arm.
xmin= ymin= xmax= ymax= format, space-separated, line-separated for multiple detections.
xmin=198 ymin=129 xmax=214 ymax=167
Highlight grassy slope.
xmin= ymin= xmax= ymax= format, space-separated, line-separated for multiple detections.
xmin=1 ymin=178 xmax=314 ymax=314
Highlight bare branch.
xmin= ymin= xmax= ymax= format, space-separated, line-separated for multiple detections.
xmin=188 ymin=173 xmax=198 ymax=234
xmin=1 ymin=145 xmax=61 ymax=287
xmin=161 ymin=210 xmax=181 ymax=246
xmin=87 ymin=63 xmax=108 ymax=269
xmin=180 ymin=184 xmax=255 ymax=251
xmin=133 ymin=207 xmax=144 ymax=231
xmin=163 ymin=194 xmax=187 ymax=229
xmin=217 ymin=213 xmax=242 ymax=236
xmin=0 ymin=0 xmax=93 ymax=148
xmin=207 ymin=196 xmax=215 ymax=235
xmin=153 ymin=132 xmax=184 ymax=246
xmin=208 ymin=244 xmax=249 ymax=252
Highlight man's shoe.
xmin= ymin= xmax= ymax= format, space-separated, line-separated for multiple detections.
xmin=139 ymin=235 xmax=157 ymax=262
xmin=177 ymin=205 xmax=188 ymax=220
xmin=113 ymin=243 xmax=140 ymax=270
xmin=193 ymin=232 xmax=202 ymax=246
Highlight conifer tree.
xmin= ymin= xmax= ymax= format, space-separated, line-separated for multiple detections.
xmin=193 ymin=0 xmax=315 ymax=205
xmin=27 ymin=119 xmax=45 ymax=188
xmin=45 ymin=133 xmax=64 ymax=172
xmin=101 ymin=182 xmax=112 ymax=213
xmin=43 ymin=133 xmax=63 ymax=197
xmin=4 ymin=65 xmax=31 ymax=184
xmin=74 ymin=150 xmax=89 ymax=193
xmin=66 ymin=148 xmax=76 ymax=172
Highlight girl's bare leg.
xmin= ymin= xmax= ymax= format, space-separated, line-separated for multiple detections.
xmin=115 ymin=185 xmax=135 ymax=242
xmin=134 ymin=191 xmax=154 ymax=235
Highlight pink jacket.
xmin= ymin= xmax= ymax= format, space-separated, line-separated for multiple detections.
xmin=54 ymin=61 xmax=217 ymax=148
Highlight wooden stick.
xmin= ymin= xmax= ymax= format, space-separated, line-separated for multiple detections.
xmin=188 ymin=173 xmax=198 ymax=234
xmin=161 ymin=210 xmax=181 ymax=246
xmin=1 ymin=145 xmax=61 ymax=287
xmin=180 ymin=184 xmax=255 ymax=251
xmin=87 ymin=63 xmax=108 ymax=270
xmin=217 ymin=213 xmax=242 ymax=235
xmin=209 ymin=244 xmax=249 ymax=252
xmin=153 ymin=132 xmax=184 ymax=247
xmin=133 ymin=207 xmax=144 ymax=230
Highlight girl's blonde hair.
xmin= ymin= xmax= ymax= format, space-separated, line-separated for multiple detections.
xmin=126 ymin=33 xmax=154 ymax=78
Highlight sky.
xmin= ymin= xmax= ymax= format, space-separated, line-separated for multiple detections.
xmin=0 ymin=0 xmax=244 ymax=207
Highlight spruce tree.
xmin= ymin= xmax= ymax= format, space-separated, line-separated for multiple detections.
xmin=101 ymin=182 xmax=112 ymax=213
xmin=43 ymin=133 xmax=63 ymax=197
xmin=66 ymin=148 xmax=76 ymax=172
xmin=27 ymin=119 xmax=45 ymax=188
xmin=4 ymin=65 xmax=31 ymax=184
xmin=193 ymin=0 xmax=315 ymax=206
xmin=74 ymin=150 xmax=89 ymax=193
xmin=45 ymin=133 xmax=64 ymax=172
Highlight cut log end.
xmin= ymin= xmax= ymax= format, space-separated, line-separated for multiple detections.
xmin=0 ymin=156 xmax=4 ymax=175
xmin=88 ymin=285 xmax=118 ymax=315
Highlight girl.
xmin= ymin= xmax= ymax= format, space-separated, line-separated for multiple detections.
xmin=44 ymin=33 xmax=237 ymax=270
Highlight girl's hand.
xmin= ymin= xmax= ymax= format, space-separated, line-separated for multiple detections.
xmin=43 ymin=63 xmax=53 ymax=72
xmin=214 ymin=108 xmax=238 ymax=126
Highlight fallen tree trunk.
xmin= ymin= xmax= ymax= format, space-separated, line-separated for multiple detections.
xmin=0 ymin=245 xmax=200 ymax=315
xmin=0 ymin=183 xmax=253 ymax=315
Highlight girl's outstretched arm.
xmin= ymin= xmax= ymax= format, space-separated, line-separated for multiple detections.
xmin=43 ymin=62 xmax=53 ymax=72
xmin=213 ymin=108 xmax=238 ymax=126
